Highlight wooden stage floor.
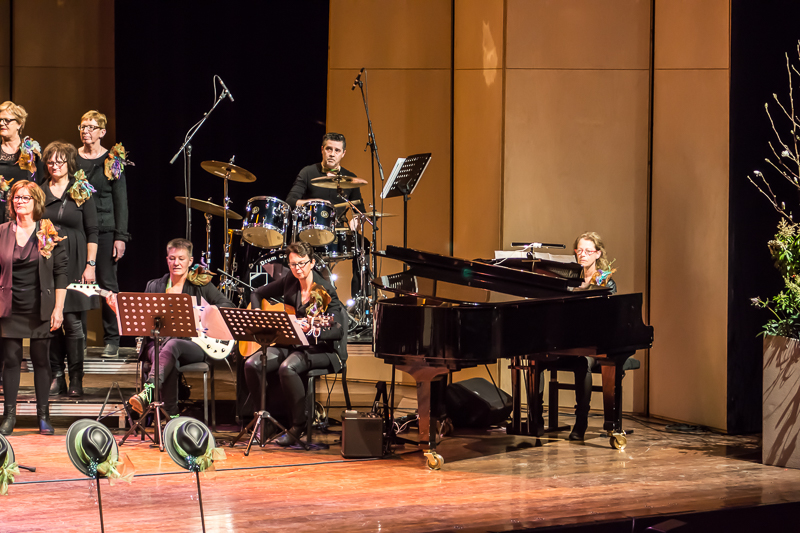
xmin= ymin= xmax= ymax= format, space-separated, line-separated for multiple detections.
xmin=1 ymin=414 xmax=798 ymax=532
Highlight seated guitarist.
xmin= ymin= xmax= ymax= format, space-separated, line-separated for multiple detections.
xmin=244 ymin=241 xmax=347 ymax=446
xmin=127 ymin=238 xmax=234 ymax=418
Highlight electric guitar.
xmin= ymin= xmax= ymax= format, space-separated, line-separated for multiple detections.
xmin=66 ymin=283 xmax=236 ymax=360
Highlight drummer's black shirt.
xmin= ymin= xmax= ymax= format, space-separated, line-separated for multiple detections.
xmin=286 ymin=163 xmax=363 ymax=223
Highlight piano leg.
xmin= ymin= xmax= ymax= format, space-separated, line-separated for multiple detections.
xmin=510 ymin=356 xmax=523 ymax=434
xmin=600 ymin=354 xmax=631 ymax=450
xmin=397 ymin=365 xmax=450 ymax=468
xmin=525 ymin=362 xmax=544 ymax=437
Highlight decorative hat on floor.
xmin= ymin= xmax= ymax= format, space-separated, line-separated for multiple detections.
xmin=164 ymin=417 xmax=226 ymax=472
xmin=66 ymin=420 xmax=133 ymax=483
xmin=0 ymin=435 xmax=18 ymax=495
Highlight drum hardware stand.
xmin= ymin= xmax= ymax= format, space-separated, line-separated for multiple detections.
xmin=221 ymin=308 xmax=311 ymax=455
xmin=202 ymin=211 xmax=213 ymax=269
xmin=170 ymin=75 xmax=233 ymax=239
xmin=338 ymin=194 xmax=374 ymax=333
xmin=117 ymin=293 xmax=198 ymax=452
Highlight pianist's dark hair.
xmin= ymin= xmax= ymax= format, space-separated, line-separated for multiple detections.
xmin=322 ymin=132 xmax=346 ymax=150
xmin=574 ymin=231 xmax=611 ymax=272
xmin=286 ymin=241 xmax=314 ymax=259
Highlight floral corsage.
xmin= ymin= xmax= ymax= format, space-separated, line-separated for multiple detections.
xmin=0 ymin=176 xmax=12 ymax=194
xmin=36 ymin=219 xmax=67 ymax=258
xmin=18 ymin=137 xmax=41 ymax=175
xmin=68 ymin=169 xmax=96 ymax=207
xmin=187 ymin=264 xmax=214 ymax=286
xmin=104 ymin=143 xmax=134 ymax=181
xmin=589 ymin=268 xmax=617 ymax=287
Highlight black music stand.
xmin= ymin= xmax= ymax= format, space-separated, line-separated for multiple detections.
xmin=381 ymin=153 xmax=431 ymax=249
xmin=117 ymin=293 xmax=197 ymax=452
xmin=222 ymin=307 xmax=311 ymax=455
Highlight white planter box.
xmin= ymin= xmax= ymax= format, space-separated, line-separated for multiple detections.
xmin=763 ymin=335 xmax=800 ymax=468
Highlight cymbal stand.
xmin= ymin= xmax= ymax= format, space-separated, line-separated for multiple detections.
xmin=202 ymin=212 xmax=212 ymax=269
xmin=221 ymin=155 xmax=236 ymax=274
xmin=338 ymin=193 xmax=374 ymax=331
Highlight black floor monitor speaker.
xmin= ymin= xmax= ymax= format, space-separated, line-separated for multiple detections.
xmin=445 ymin=377 xmax=512 ymax=428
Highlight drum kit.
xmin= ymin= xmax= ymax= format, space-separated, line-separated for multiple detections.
xmin=177 ymin=160 xmax=391 ymax=336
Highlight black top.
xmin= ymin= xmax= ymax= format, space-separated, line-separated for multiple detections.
xmin=76 ymin=151 xmax=130 ymax=241
xmin=0 ymin=144 xmax=43 ymax=224
xmin=286 ymin=163 xmax=362 ymax=223
xmin=251 ymin=270 xmax=348 ymax=371
xmin=42 ymin=178 xmax=99 ymax=312
xmin=12 ymin=233 xmax=40 ymax=313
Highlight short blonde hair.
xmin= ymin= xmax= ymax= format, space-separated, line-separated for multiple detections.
xmin=80 ymin=110 xmax=107 ymax=129
xmin=0 ymin=101 xmax=28 ymax=130
xmin=7 ymin=181 xmax=45 ymax=221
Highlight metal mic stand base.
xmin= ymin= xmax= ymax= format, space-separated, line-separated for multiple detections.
xmin=118 ymin=400 xmax=171 ymax=451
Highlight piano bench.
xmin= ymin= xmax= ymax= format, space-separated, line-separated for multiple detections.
xmin=546 ymin=357 xmax=640 ymax=434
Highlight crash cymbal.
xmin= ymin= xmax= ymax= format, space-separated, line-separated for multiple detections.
xmin=364 ymin=211 xmax=397 ymax=218
xmin=310 ymin=175 xmax=367 ymax=189
xmin=175 ymin=197 xmax=243 ymax=220
xmin=200 ymin=161 xmax=257 ymax=183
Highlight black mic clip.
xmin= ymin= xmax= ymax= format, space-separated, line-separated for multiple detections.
xmin=351 ymin=68 xmax=365 ymax=91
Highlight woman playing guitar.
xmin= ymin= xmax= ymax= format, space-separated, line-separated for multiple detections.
xmin=243 ymin=241 xmax=348 ymax=446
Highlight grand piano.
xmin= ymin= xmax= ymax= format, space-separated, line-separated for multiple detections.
xmin=371 ymin=246 xmax=654 ymax=468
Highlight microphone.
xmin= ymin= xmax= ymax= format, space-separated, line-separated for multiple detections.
xmin=351 ymin=68 xmax=364 ymax=91
xmin=218 ymin=76 xmax=235 ymax=102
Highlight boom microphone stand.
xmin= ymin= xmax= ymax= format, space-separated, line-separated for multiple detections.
xmin=170 ymin=75 xmax=234 ymax=239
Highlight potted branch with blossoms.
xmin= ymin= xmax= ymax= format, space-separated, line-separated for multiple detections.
xmin=748 ymin=42 xmax=800 ymax=469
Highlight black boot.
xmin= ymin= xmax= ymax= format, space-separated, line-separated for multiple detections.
xmin=569 ymin=367 xmax=592 ymax=441
xmin=37 ymin=404 xmax=54 ymax=435
xmin=0 ymin=404 xmax=15 ymax=435
xmin=275 ymin=425 xmax=306 ymax=447
xmin=50 ymin=370 xmax=67 ymax=396
xmin=66 ymin=338 xmax=85 ymax=397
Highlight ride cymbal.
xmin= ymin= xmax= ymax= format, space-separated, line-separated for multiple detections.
xmin=175 ymin=197 xmax=243 ymax=220
xmin=310 ymin=175 xmax=367 ymax=189
xmin=200 ymin=161 xmax=257 ymax=183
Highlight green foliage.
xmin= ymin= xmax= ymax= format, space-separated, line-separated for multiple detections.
xmin=752 ymin=220 xmax=800 ymax=338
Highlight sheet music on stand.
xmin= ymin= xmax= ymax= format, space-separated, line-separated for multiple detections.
xmin=381 ymin=153 xmax=432 ymax=199
xmin=211 ymin=307 xmax=308 ymax=346
xmin=115 ymin=293 xmax=197 ymax=338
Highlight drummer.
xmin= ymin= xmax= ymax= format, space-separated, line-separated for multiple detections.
xmin=286 ymin=132 xmax=367 ymax=294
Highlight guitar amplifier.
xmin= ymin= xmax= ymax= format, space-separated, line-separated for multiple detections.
xmin=341 ymin=411 xmax=384 ymax=458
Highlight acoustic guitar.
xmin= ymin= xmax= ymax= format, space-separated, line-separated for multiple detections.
xmin=238 ymin=301 xmax=335 ymax=358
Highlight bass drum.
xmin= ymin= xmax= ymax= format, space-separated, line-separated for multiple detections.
xmin=242 ymin=196 xmax=290 ymax=249
xmin=237 ymin=248 xmax=335 ymax=296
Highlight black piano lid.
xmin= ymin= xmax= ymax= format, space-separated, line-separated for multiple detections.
xmin=374 ymin=246 xmax=610 ymax=300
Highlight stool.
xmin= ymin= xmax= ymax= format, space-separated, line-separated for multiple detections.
xmin=176 ymin=361 xmax=215 ymax=430
xmin=305 ymin=365 xmax=351 ymax=446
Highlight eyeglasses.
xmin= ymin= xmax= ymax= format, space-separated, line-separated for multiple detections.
xmin=288 ymin=260 xmax=311 ymax=269
xmin=13 ymin=196 xmax=33 ymax=203
xmin=0 ymin=118 xmax=19 ymax=125
xmin=46 ymin=160 xmax=67 ymax=168
xmin=78 ymin=125 xmax=102 ymax=132
xmin=575 ymin=249 xmax=600 ymax=256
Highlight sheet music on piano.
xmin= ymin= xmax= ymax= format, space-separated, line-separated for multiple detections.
xmin=492 ymin=250 xmax=581 ymax=280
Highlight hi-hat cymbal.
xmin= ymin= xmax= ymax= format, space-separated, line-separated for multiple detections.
xmin=310 ymin=175 xmax=367 ymax=189
xmin=200 ymin=161 xmax=257 ymax=183
xmin=364 ymin=211 xmax=396 ymax=218
xmin=175 ymin=197 xmax=243 ymax=220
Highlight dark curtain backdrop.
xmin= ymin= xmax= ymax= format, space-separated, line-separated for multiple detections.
xmin=114 ymin=1 xmax=329 ymax=304
xmin=729 ymin=0 xmax=800 ymax=433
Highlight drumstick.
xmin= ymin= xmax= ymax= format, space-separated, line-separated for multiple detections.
xmin=333 ymin=199 xmax=362 ymax=209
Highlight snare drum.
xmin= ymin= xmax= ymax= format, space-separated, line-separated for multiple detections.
xmin=242 ymin=196 xmax=290 ymax=249
xmin=315 ymin=228 xmax=356 ymax=261
xmin=296 ymin=200 xmax=335 ymax=246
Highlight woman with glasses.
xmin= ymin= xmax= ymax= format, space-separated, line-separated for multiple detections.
xmin=0 ymin=102 xmax=43 ymax=224
xmin=561 ymin=231 xmax=617 ymax=441
xmin=77 ymin=110 xmax=131 ymax=359
xmin=0 ymin=181 xmax=68 ymax=435
xmin=40 ymin=141 xmax=98 ymax=398
xmin=244 ymin=241 xmax=348 ymax=446
xmin=125 ymin=239 xmax=234 ymax=418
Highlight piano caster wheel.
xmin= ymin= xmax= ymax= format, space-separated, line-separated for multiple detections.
xmin=424 ymin=451 xmax=444 ymax=470
xmin=609 ymin=432 xmax=627 ymax=450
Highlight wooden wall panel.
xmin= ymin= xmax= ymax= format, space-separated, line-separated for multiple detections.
xmin=654 ymin=0 xmax=730 ymax=69
xmin=650 ymin=69 xmax=730 ymax=430
xmin=0 ymin=0 xmax=9 ymax=99
xmin=507 ymin=0 xmax=651 ymax=69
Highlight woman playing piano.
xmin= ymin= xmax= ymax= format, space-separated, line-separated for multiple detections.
xmin=565 ymin=231 xmax=616 ymax=440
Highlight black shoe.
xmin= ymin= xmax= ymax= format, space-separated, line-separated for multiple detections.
xmin=0 ymin=404 xmax=16 ymax=435
xmin=68 ymin=374 xmax=83 ymax=397
xmin=569 ymin=418 xmax=588 ymax=441
xmin=50 ymin=372 xmax=67 ymax=396
xmin=101 ymin=343 xmax=119 ymax=358
xmin=275 ymin=426 xmax=306 ymax=447
xmin=37 ymin=404 xmax=54 ymax=435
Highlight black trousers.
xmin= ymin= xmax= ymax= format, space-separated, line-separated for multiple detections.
xmin=142 ymin=338 xmax=205 ymax=416
xmin=49 ymin=311 xmax=85 ymax=373
xmin=96 ymin=231 xmax=120 ymax=346
xmin=3 ymin=338 xmax=50 ymax=407
xmin=244 ymin=346 xmax=331 ymax=427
